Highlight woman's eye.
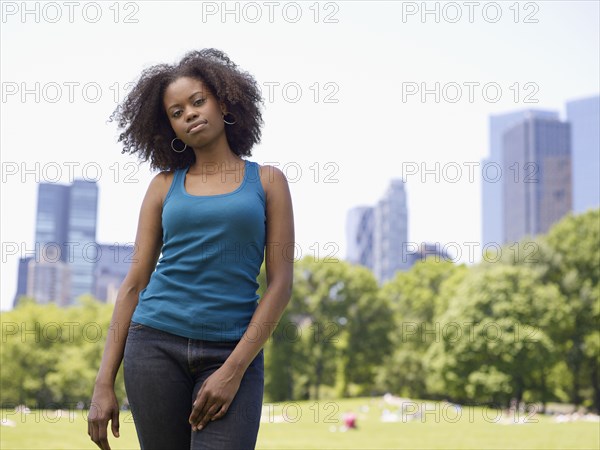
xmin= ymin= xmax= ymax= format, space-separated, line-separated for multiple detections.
xmin=171 ymin=99 xmax=204 ymax=118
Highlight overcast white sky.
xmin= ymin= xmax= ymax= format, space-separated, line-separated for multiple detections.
xmin=1 ymin=1 xmax=599 ymax=310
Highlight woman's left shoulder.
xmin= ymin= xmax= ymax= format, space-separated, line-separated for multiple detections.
xmin=256 ymin=163 xmax=289 ymax=199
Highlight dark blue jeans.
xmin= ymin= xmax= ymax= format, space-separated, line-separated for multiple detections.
xmin=123 ymin=321 xmax=264 ymax=450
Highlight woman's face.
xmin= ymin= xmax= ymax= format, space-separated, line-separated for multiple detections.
xmin=163 ymin=76 xmax=227 ymax=149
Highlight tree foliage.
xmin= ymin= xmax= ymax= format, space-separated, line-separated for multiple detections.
xmin=2 ymin=209 xmax=598 ymax=410
xmin=1 ymin=296 xmax=126 ymax=408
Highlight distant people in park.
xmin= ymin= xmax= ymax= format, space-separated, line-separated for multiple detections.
xmin=342 ymin=410 xmax=358 ymax=429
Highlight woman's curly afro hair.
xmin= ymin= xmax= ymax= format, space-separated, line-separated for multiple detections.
xmin=109 ymin=49 xmax=264 ymax=172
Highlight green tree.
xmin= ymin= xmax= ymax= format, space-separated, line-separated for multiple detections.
xmin=542 ymin=209 xmax=600 ymax=410
xmin=424 ymin=263 xmax=567 ymax=407
xmin=334 ymin=263 xmax=394 ymax=397
xmin=259 ymin=260 xmax=299 ymax=402
xmin=288 ymin=256 xmax=394 ymax=400
xmin=491 ymin=209 xmax=600 ymax=410
xmin=1 ymin=296 xmax=126 ymax=408
xmin=374 ymin=259 xmax=466 ymax=398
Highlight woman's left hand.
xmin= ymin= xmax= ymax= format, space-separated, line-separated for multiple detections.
xmin=189 ymin=364 xmax=243 ymax=431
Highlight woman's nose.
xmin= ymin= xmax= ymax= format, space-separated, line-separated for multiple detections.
xmin=185 ymin=109 xmax=198 ymax=121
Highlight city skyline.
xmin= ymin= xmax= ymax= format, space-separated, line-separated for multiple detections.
xmin=6 ymin=95 xmax=600 ymax=307
xmin=481 ymin=96 xmax=599 ymax=248
xmin=17 ymin=92 xmax=598 ymax=306
xmin=14 ymin=177 xmax=133 ymax=307
xmin=2 ymin=1 xmax=599 ymax=310
xmin=349 ymin=94 xmax=598 ymax=283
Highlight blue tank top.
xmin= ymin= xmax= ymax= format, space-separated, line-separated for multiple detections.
xmin=131 ymin=159 xmax=266 ymax=341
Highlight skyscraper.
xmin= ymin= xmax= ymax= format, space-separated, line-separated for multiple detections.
xmin=24 ymin=183 xmax=72 ymax=305
xmin=19 ymin=178 xmax=99 ymax=306
xmin=35 ymin=183 xmax=70 ymax=262
xmin=94 ymin=243 xmax=135 ymax=304
xmin=502 ymin=115 xmax=571 ymax=244
xmin=482 ymin=109 xmax=559 ymax=247
xmin=345 ymin=206 xmax=374 ymax=270
xmin=345 ymin=179 xmax=409 ymax=283
xmin=373 ymin=179 xmax=409 ymax=283
xmin=27 ymin=255 xmax=71 ymax=306
xmin=566 ymin=94 xmax=600 ymax=214
xmin=66 ymin=179 xmax=99 ymax=303
xmin=13 ymin=257 xmax=32 ymax=307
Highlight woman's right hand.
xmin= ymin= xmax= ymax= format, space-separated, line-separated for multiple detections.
xmin=88 ymin=384 xmax=120 ymax=450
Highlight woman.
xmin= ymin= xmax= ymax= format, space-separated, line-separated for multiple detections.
xmin=88 ymin=49 xmax=294 ymax=450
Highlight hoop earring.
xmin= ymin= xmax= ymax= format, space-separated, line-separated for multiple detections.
xmin=171 ymin=138 xmax=187 ymax=153
xmin=223 ymin=112 xmax=237 ymax=125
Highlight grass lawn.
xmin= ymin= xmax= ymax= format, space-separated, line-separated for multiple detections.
xmin=1 ymin=397 xmax=598 ymax=449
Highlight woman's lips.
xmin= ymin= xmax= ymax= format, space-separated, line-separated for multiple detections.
xmin=188 ymin=121 xmax=207 ymax=134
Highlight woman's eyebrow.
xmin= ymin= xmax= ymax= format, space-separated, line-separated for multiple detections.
xmin=166 ymin=91 xmax=205 ymax=110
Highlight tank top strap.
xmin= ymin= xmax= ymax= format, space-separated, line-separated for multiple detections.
xmin=243 ymin=160 xmax=266 ymax=202
xmin=163 ymin=167 xmax=184 ymax=206
xmin=176 ymin=165 xmax=187 ymax=195
xmin=245 ymin=160 xmax=260 ymax=184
